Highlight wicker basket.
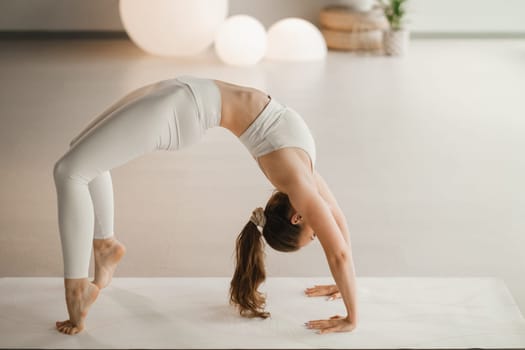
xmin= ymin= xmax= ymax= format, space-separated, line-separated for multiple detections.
xmin=322 ymin=29 xmax=383 ymax=51
xmin=320 ymin=5 xmax=388 ymax=32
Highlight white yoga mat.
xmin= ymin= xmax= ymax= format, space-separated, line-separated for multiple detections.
xmin=1 ymin=277 xmax=524 ymax=349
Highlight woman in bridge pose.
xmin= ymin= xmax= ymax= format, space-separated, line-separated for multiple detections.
xmin=53 ymin=75 xmax=358 ymax=335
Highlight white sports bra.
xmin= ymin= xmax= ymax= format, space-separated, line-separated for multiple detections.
xmin=238 ymin=97 xmax=316 ymax=172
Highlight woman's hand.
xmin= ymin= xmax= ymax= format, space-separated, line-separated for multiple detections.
xmin=304 ymin=284 xmax=341 ymax=300
xmin=305 ymin=315 xmax=356 ymax=334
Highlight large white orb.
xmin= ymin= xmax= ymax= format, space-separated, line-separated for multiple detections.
xmin=214 ymin=15 xmax=267 ymax=66
xmin=266 ymin=18 xmax=327 ymax=62
xmin=119 ymin=0 xmax=228 ymax=57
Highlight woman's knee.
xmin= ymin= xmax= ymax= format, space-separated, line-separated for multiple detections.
xmin=53 ymin=154 xmax=88 ymax=185
xmin=53 ymin=156 xmax=70 ymax=183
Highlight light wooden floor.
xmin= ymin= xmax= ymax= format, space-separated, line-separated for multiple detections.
xmin=0 ymin=38 xmax=524 ymax=315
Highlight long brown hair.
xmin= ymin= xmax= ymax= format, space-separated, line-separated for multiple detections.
xmin=229 ymin=191 xmax=302 ymax=318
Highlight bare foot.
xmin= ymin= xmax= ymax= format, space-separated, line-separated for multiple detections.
xmin=56 ymin=279 xmax=99 ymax=335
xmin=92 ymin=237 xmax=126 ymax=289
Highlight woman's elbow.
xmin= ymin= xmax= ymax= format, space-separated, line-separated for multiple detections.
xmin=327 ymin=250 xmax=348 ymax=266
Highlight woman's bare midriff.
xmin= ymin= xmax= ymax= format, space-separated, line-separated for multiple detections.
xmin=213 ymin=79 xmax=313 ymax=188
xmin=213 ymin=79 xmax=270 ymax=137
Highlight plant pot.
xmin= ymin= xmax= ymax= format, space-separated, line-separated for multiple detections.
xmin=383 ymin=29 xmax=409 ymax=56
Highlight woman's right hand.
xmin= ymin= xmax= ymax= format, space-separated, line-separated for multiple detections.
xmin=304 ymin=284 xmax=341 ymax=300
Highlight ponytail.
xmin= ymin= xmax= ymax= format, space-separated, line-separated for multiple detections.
xmin=229 ymin=220 xmax=270 ymax=319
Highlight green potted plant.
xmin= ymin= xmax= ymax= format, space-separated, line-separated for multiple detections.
xmin=381 ymin=0 xmax=409 ymax=55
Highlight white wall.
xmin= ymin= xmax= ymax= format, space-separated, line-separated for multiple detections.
xmin=407 ymin=0 xmax=525 ymax=33
xmin=0 ymin=0 xmax=122 ymax=30
xmin=0 ymin=0 xmax=524 ymax=34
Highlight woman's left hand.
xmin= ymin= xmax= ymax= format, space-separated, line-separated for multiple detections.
xmin=305 ymin=315 xmax=356 ymax=334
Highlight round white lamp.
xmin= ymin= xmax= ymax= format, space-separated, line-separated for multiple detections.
xmin=266 ymin=18 xmax=327 ymax=62
xmin=119 ymin=0 xmax=228 ymax=57
xmin=214 ymin=15 xmax=267 ymax=66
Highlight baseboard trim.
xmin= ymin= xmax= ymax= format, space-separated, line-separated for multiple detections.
xmin=0 ymin=30 xmax=129 ymax=40
xmin=0 ymin=30 xmax=524 ymax=40
xmin=411 ymin=32 xmax=525 ymax=39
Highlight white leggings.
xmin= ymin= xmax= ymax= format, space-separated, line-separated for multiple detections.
xmin=53 ymin=77 xmax=221 ymax=278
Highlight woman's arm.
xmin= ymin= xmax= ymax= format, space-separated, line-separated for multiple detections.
xmin=314 ymin=170 xmax=352 ymax=246
xmin=304 ymin=171 xmax=352 ymax=299
xmin=285 ymin=177 xmax=359 ymax=330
